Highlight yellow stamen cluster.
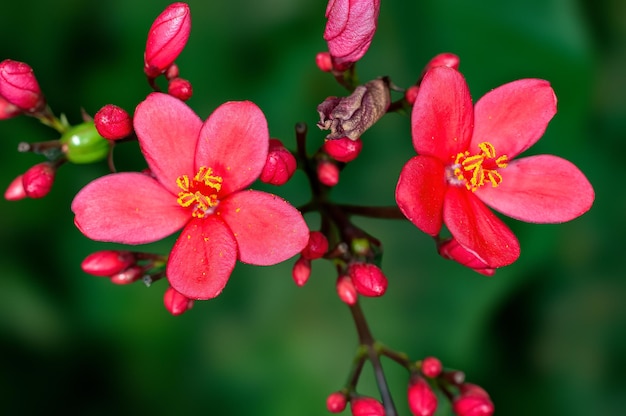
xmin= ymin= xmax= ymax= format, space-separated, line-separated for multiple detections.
xmin=453 ymin=142 xmax=508 ymax=192
xmin=176 ymin=166 xmax=223 ymax=218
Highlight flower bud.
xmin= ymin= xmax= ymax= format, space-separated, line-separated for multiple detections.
xmin=4 ymin=174 xmax=26 ymax=200
xmin=315 ymin=51 xmax=333 ymax=72
xmin=323 ymin=137 xmax=363 ymax=163
xmin=260 ymin=139 xmax=297 ymax=186
xmin=423 ymin=52 xmax=460 ymax=74
xmin=350 ymin=396 xmax=385 ymax=416
xmin=168 ymin=77 xmax=193 ymax=101
xmin=0 ymin=59 xmax=45 ymax=113
xmin=144 ymin=2 xmax=191 ymax=78
xmin=94 ymin=104 xmax=133 ymax=140
xmin=22 ymin=162 xmax=55 ymax=198
xmin=438 ymin=238 xmax=495 ymax=276
xmin=0 ymin=95 xmax=21 ymax=119
xmin=408 ymin=377 xmax=438 ymax=416
xmin=326 ymin=392 xmax=347 ymax=413
xmin=81 ymin=250 xmax=136 ymax=277
xmin=60 ymin=121 xmax=111 ymax=164
xmin=336 ymin=275 xmax=358 ymax=305
xmin=292 ymin=256 xmax=311 ymax=287
xmin=164 ymin=286 xmax=194 ymax=316
xmin=453 ymin=384 xmax=494 ymax=416
xmin=421 ymin=356 xmax=443 ymax=378
xmin=348 ymin=263 xmax=387 ymax=297
xmin=301 ymin=231 xmax=329 ymax=260
xmin=165 ymin=63 xmax=180 ymax=80
xmin=317 ymin=78 xmax=390 ymax=140
xmin=405 ymin=86 xmax=419 ymax=106
xmin=109 ymin=265 xmax=144 ymax=285
xmin=317 ymin=160 xmax=340 ymax=187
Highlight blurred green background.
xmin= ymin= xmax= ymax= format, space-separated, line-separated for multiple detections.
xmin=1 ymin=0 xmax=624 ymax=414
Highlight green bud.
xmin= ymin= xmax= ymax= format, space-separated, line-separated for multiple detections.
xmin=60 ymin=122 xmax=110 ymax=164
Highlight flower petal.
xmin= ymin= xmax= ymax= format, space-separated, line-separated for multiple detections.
xmin=412 ymin=66 xmax=473 ymax=160
xmin=444 ymin=186 xmax=520 ymax=268
xmin=133 ymin=92 xmax=202 ymax=194
xmin=395 ymin=155 xmax=446 ymax=236
xmin=71 ymin=172 xmax=189 ymax=244
xmin=475 ymin=154 xmax=594 ymax=223
xmin=472 ymin=78 xmax=556 ymax=159
xmin=167 ymin=216 xmax=237 ymax=300
xmin=218 ymin=190 xmax=309 ymax=265
xmin=195 ymin=101 xmax=269 ymax=196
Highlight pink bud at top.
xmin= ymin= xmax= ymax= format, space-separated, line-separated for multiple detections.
xmin=301 ymin=231 xmax=329 ymax=260
xmin=260 ymin=139 xmax=297 ymax=185
xmin=316 ymin=52 xmax=333 ymax=72
xmin=348 ymin=263 xmax=387 ymax=297
xmin=453 ymin=384 xmax=494 ymax=416
xmin=144 ymin=2 xmax=191 ymax=78
xmin=421 ymin=356 xmax=443 ymax=378
xmin=351 ymin=396 xmax=385 ymax=416
xmin=324 ymin=0 xmax=381 ymax=71
xmin=438 ymin=238 xmax=495 ymax=276
xmin=168 ymin=77 xmax=193 ymax=101
xmin=336 ymin=275 xmax=358 ymax=305
xmin=0 ymin=95 xmax=21 ymax=119
xmin=326 ymin=392 xmax=348 ymax=413
xmin=4 ymin=174 xmax=26 ymax=201
xmin=317 ymin=160 xmax=340 ymax=187
xmin=323 ymin=137 xmax=363 ymax=163
xmin=423 ymin=52 xmax=460 ymax=73
xmin=408 ymin=377 xmax=438 ymax=416
xmin=164 ymin=286 xmax=194 ymax=316
xmin=0 ymin=59 xmax=45 ymax=113
xmin=404 ymin=86 xmax=419 ymax=106
xmin=22 ymin=162 xmax=55 ymax=198
xmin=292 ymin=256 xmax=312 ymax=287
xmin=81 ymin=250 xmax=136 ymax=277
xmin=94 ymin=104 xmax=133 ymax=140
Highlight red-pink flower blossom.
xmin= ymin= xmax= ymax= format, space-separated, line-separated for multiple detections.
xmin=396 ymin=67 xmax=594 ymax=268
xmin=72 ymin=93 xmax=309 ymax=299
xmin=324 ymin=0 xmax=380 ymax=70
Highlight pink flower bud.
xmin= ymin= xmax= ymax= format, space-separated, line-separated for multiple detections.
xmin=315 ymin=52 xmax=333 ymax=72
xmin=404 ymin=86 xmax=419 ymax=106
xmin=292 ymin=256 xmax=311 ymax=287
xmin=408 ymin=377 xmax=438 ymax=416
xmin=348 ymin=263 xmax=387 ymax=297
xmin=301 ymin=231 xmax=329 ymax=260
xmin=453 ymin=384 xmax=494 ymax=416
xmin=168 ymin=77 xmax=193 ymax=101
xmin=4 ymin=174 xmax=26 ymax=201
xmin=351 ymin=396 xmax=385 ymax=416
xmin=336 ymin=275 xmax=358 ymax=305
xmin=0 ymin=95 xmax=21 ymax=119
xmin=81 ymin=250 xmax=136 ymax=277
xmin=144 ymin=3 xmax=191 ymax=78
xmin=164 ymin=286 xmax=194 ymax=316
xmin=317 ymin=160 xmax=340 ymax=187
xmin=94 ymin=104 xmax=133 ymax=140
xmin=165 ymin=63 xmax=180 ymax=80
xmin=421 ymin=356 xmax=443 ymax=378
xmin=22 ymin=162 xmax=55 ymax=198
xmin=260 ymin=139 xmax=297 ymax=185
xmin=323 ymin=137 xmax=363 ymax=163
xmin=438 ymin=238 xmax=495 ymax=276
xmin=0 ymin=59 xmax=45 ymax=113
xmin=326 ymin=392 xmax=347 ymax=413
xmin=423 ymin=52 xmax=460 ymax=73
xmin=109 ymin=265 xmax=144 ymax=285
xmin=324 ymin=0 xmax=381 ymax=70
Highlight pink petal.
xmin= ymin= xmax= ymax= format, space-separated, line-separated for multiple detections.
xmin=195 ymin=101 xmax=269 ymax=196
xmin=133 ymin=92 xmax=202 ymax=194
xmin=475 ymin=154 xmax=594 ymax=223
xmin=71 ymin=172 xmax=189 ymax=244
xmin=472 ymin=78 xmax=556 ymax=159
xmin=167 ymin=216 xmax=237 ymax=300
xmin=217 ymin=190 xmax=309 ymax=265
xmin=412 ymin=66 xmax=473 ymax=161
xmin=395 ymin=156 xmax=446 ymax=236
xmin=444 ymin=186 xmax=520 ymax=268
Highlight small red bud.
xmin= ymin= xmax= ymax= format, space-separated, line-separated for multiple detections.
xmin=315 ymin=52 xmax=333 ymax=72
xmin=165 ymin=63 xmax=180 ymax=80
xmin=408 ymin=377 xmax=438 ymax=416
xmin=109 ymin=265 xmax=144 ymax=285
xmin=317 ymin=160 xmax=340 ymax=187
xmin=301 ymin=231 xmax=329 ymax=260
xmin=164 ymin=286 xmax=194 ymax=316
xmin=22 ymin=162 xmax=55 ymax=198
xmin=168 ymin=77 xmax=193 ymax=101
xmin=438 ymin=238 xmax=495 ymax=276
xmin=348 ymin=263 xmax=387 ymax=297
xmin=4 ymin=174 xmax=27 ymax=201
xmin=453 ymin=384 xmax=494 ymax=416
xmin=81 ymin=250 xmax=136 ymax=277
xmin=260 ymin=139 xmax=297 ymax=185
xmin=0 ymin=95 xmax=21 ymax=119
xmin=292 ymin=256 xmax=311 ymax=287
xmin=144 ymin=3 xmax=191 ymax=78
xmin=405 ymin=86 xmax=419 ymax=105
xmin=336 ymin=275 xmax=358 ymax=305
xmin=326 ymin=392 xmax=347 ymax=413
xmin=421 ymin=356 xmax=443 ymax=378
xmin=0 ymin=59 xmax=45 ymax=113
xmin=94 ymin=104 xmax=132 ymax=140
xmin=351 ymin=396 xmax=385 ymax=416
xmin=424 ymin=52 xmax=460 ymax=73
xmin=323 ymin=137 xmax=363 ymax=163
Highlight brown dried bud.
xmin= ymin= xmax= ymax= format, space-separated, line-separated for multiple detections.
xmin=317 ymin=77 xmax=390 ymax=140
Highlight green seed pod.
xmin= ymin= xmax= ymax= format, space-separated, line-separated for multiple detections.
xmin=60 ymin=122 xmax=110 ymax=164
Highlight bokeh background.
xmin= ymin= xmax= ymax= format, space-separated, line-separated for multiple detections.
xmin=1 ymin=0 xmax=624 ymax=414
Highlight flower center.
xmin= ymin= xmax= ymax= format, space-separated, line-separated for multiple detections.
xmin=450 ymin=142 xmax=508 ymax=192
xmin=176 ymin=166 xmax=223 ymax=218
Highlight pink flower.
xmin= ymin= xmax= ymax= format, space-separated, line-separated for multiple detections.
xmin=324 ymin=0 xmax=380 ymax=70
xmin=72 ymin=93 xmax=309 ymax=299
xmin=396 ymin=67 xmax=594 ymax=268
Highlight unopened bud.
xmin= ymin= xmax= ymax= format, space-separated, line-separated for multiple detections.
xmin=94 ymin=104 xmax=133 ymax=140
xmin=60 ymin=121 xmax=111 ymax=164
xmin=0 ymin=59 xmax=45 ymax=113
xmin=323 ymin=137 xmax=363 ymax=163
xmin=421 ymin=356 xmax=443 ymax=378
xmin=315 ymin=52 xmax=333 ymax=72
xmin=22 ymin=162 xmax=55 ymax=198
xmin=144 ymin=2 xmax=191 ymax=78
xmin=326 ymin=392 xmax=347 ymax=413
xmin=405 ymin=86 xmax=420 ymax=106
xmin=164 ymin=286 xmax=194 ymax=316
xmin=453 ymin=384 xmax=494 ymax=416
xmin=408 ymin=377 xmax=438 ymax=416
xmin=336 ymin=275 xmax=358 ymax=306
xmin=292 ymin=256 xmax=311 ymax=287
xmin=423 ymin=52 xmax=460 ymax=74
xmin=81 ymin=250 xmax=136 ymax=277
xmin=438 ymin=238 xmax=495 ymax=276
xmin=301 ymin=231 xmax=329 ymax=260
xmin=168 ymin=77 xmax=193 ymax=101
xmin=165 ymin=63 xmax=180 ymax=80
xmin=0 ymin=95 xmax=21 ymax=119
xmin=4 ymin=174 xmax=26 ymax=200
xmin=260 ymin=139 xmax=297 ymax=186
xmin=350 ymin=396 xmax=385 ymax=416
xmin=317 ymin=160 xmax=339 ymax=187
xmin=348 ymin=263 xmax=387 ymax=297
xmin=109 ymin=265 xmax=144 ymax=285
